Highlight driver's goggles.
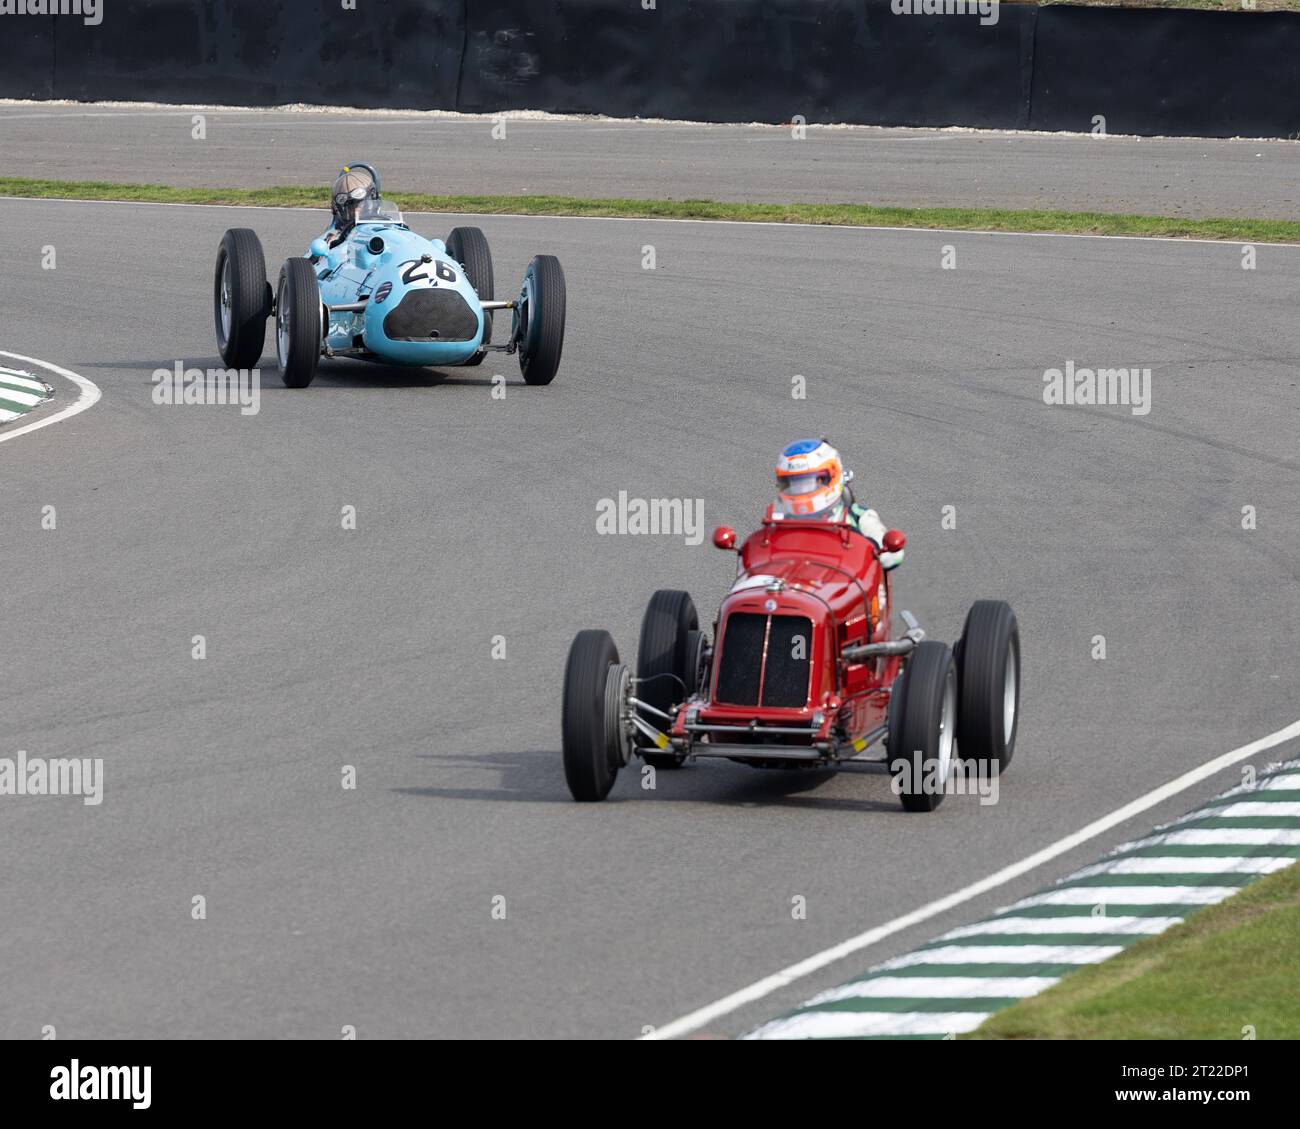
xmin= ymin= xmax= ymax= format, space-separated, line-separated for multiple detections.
xmin=776 ymin=470 xmax=831 ymax=496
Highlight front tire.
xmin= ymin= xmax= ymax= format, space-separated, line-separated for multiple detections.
xmin=214 ymin=229 xmax=270 ymax=369
xmin=562 ymin=630 xmax=624 ymax=802
xmin=888 ymin=641 xmax=957 ymax=813
xmin=515 ymin=254 xmax=566 ymax=386
xmin=956 ymin=600 xmax=1020 ymax=775
xmin=637 ymin=590 xmax=697 ymax=770
xmin=275 ymin=258 xmax=322 ymax=389
xmin=446 ymin=227 xmax=494 ymax=360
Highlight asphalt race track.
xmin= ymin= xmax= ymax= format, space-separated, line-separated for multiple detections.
xmin=1 ymin=197 xmax=1298 ymax=1038
xmin=4 ymin=104 xmax=1300 ymax=218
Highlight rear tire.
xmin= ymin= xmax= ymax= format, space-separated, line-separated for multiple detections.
xmin=515 ymin=254 xmax=566 ymax=386
xmin=637 ymin=590 xmax=697 ymax=770
xmin=275 ymin=258 xmax=322 ymax=389
xmin=446 ymin=227 xmax=494 ymax=359
xmin=214 ymin=229 xmax=270 ymax=369
xmin=888 ymin=641 xmax=957 ymax=813
xmin=562 ymin=630 xmax=623 ymax=801
xmin=956 ymin=600 xmax=1020 ymax=775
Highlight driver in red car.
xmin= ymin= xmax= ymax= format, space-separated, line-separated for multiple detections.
xmin=774 ymin=439 xmax=904 ymax=570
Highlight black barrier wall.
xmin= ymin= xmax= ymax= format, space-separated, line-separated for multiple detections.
xmin=44 ymin=1 xmax=464 ymax=109
xmin=458 ymin=1 xmax=1034 ymax=128
xmin=1030 ymin=7 xmax=1300 ymax=138
xmin=1 ymin=1 xmax=1297 ymax=139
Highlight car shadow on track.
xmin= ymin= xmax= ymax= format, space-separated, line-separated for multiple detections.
xmin=87 ymin=357 xmax=530 ymax=391
xmin=309 ymin=359 xmax=505 ymax=389
xmin=395 ymin=749 xmax=901 ymax=813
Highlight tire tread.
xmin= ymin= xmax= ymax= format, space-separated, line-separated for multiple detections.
xmin=562 ymin=630 xmax=621 ymax=801
xmin=637 ymin=590 xmax=697 ymax=769
xmin=215 ymin=228 xmax=269 ymax=369
xmin=519 ymin=254 xmax=565 ymax=386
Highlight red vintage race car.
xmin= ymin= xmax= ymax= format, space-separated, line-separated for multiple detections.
xmin=561 ymin=508 xmax=1020 ymax=810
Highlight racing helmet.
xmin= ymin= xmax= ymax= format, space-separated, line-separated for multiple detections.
xmin=331 ymin=163 xmax=380 ymax=230
xmin=775 ymin=439 xmax=845 ymax=519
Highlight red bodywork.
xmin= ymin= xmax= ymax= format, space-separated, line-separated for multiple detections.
xmin=672 ymin=509 xmax=903 ymax=756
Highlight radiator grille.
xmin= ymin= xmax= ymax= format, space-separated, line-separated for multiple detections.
xmin=382 ymin=287 xmax=478 ymax=342
xmin=715 ymin=613 xmax=812 ymax=708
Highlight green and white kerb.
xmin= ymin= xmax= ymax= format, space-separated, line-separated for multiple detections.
xmin=746 ymin=757 xmax=1300 ymax=1039
xmin=0 ymin=367 xmax=53 ymax=423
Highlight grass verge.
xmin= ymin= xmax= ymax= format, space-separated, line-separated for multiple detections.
xmin=2 ymin=177 xmax=1299 ymax=242
xmin=967 ymin=861 xmax=1300 ymax=1039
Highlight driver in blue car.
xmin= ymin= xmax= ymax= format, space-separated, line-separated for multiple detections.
xmin=325 ymin=163 xmax=381 ymax=247
xmin=774 ymin=439 xmax=904 ymax=570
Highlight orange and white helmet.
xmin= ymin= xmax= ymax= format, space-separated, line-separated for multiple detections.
xmin=775 ymin=439 xmax=845 ymax=518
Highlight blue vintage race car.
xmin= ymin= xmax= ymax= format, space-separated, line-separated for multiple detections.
xmin=212 ymin=168 xmax=566 ymax=388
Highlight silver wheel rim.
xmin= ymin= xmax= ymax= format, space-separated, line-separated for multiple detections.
xmin=936 ymin=665 xmax=955 ymax=785
xmin=219 ymin=258 xmax=233 ymax=341
xmin=1003 ymin=645 xmax=1018 ymax=744
xmin=607 ymin=663 xmax=633 ymax=767
xmin=277 ymin=282 xmax=290 ymax=368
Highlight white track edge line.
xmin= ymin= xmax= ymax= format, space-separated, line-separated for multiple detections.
xmin=641 ymin=721 xmax=1300 ymax=1040
xmin=0 ymin=351 xmax=100 ymax=445
xmin=0 ymin=194 xmax=1296 ymax=248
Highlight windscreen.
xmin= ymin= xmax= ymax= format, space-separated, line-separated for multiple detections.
xmin=357 ymin=197 xmax=404 ymax=224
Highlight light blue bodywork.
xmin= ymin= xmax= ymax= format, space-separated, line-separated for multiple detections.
xmin=310 ymin=220 xmax=485 ymax=367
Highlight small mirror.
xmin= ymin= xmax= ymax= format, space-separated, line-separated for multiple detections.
xmin=713 ymin=526 xmax=737 ymax=551
xmin=882 ymin=529 xmax=906 ymax=553
xmin=309 ymin=238 xmax=330 ymax=260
